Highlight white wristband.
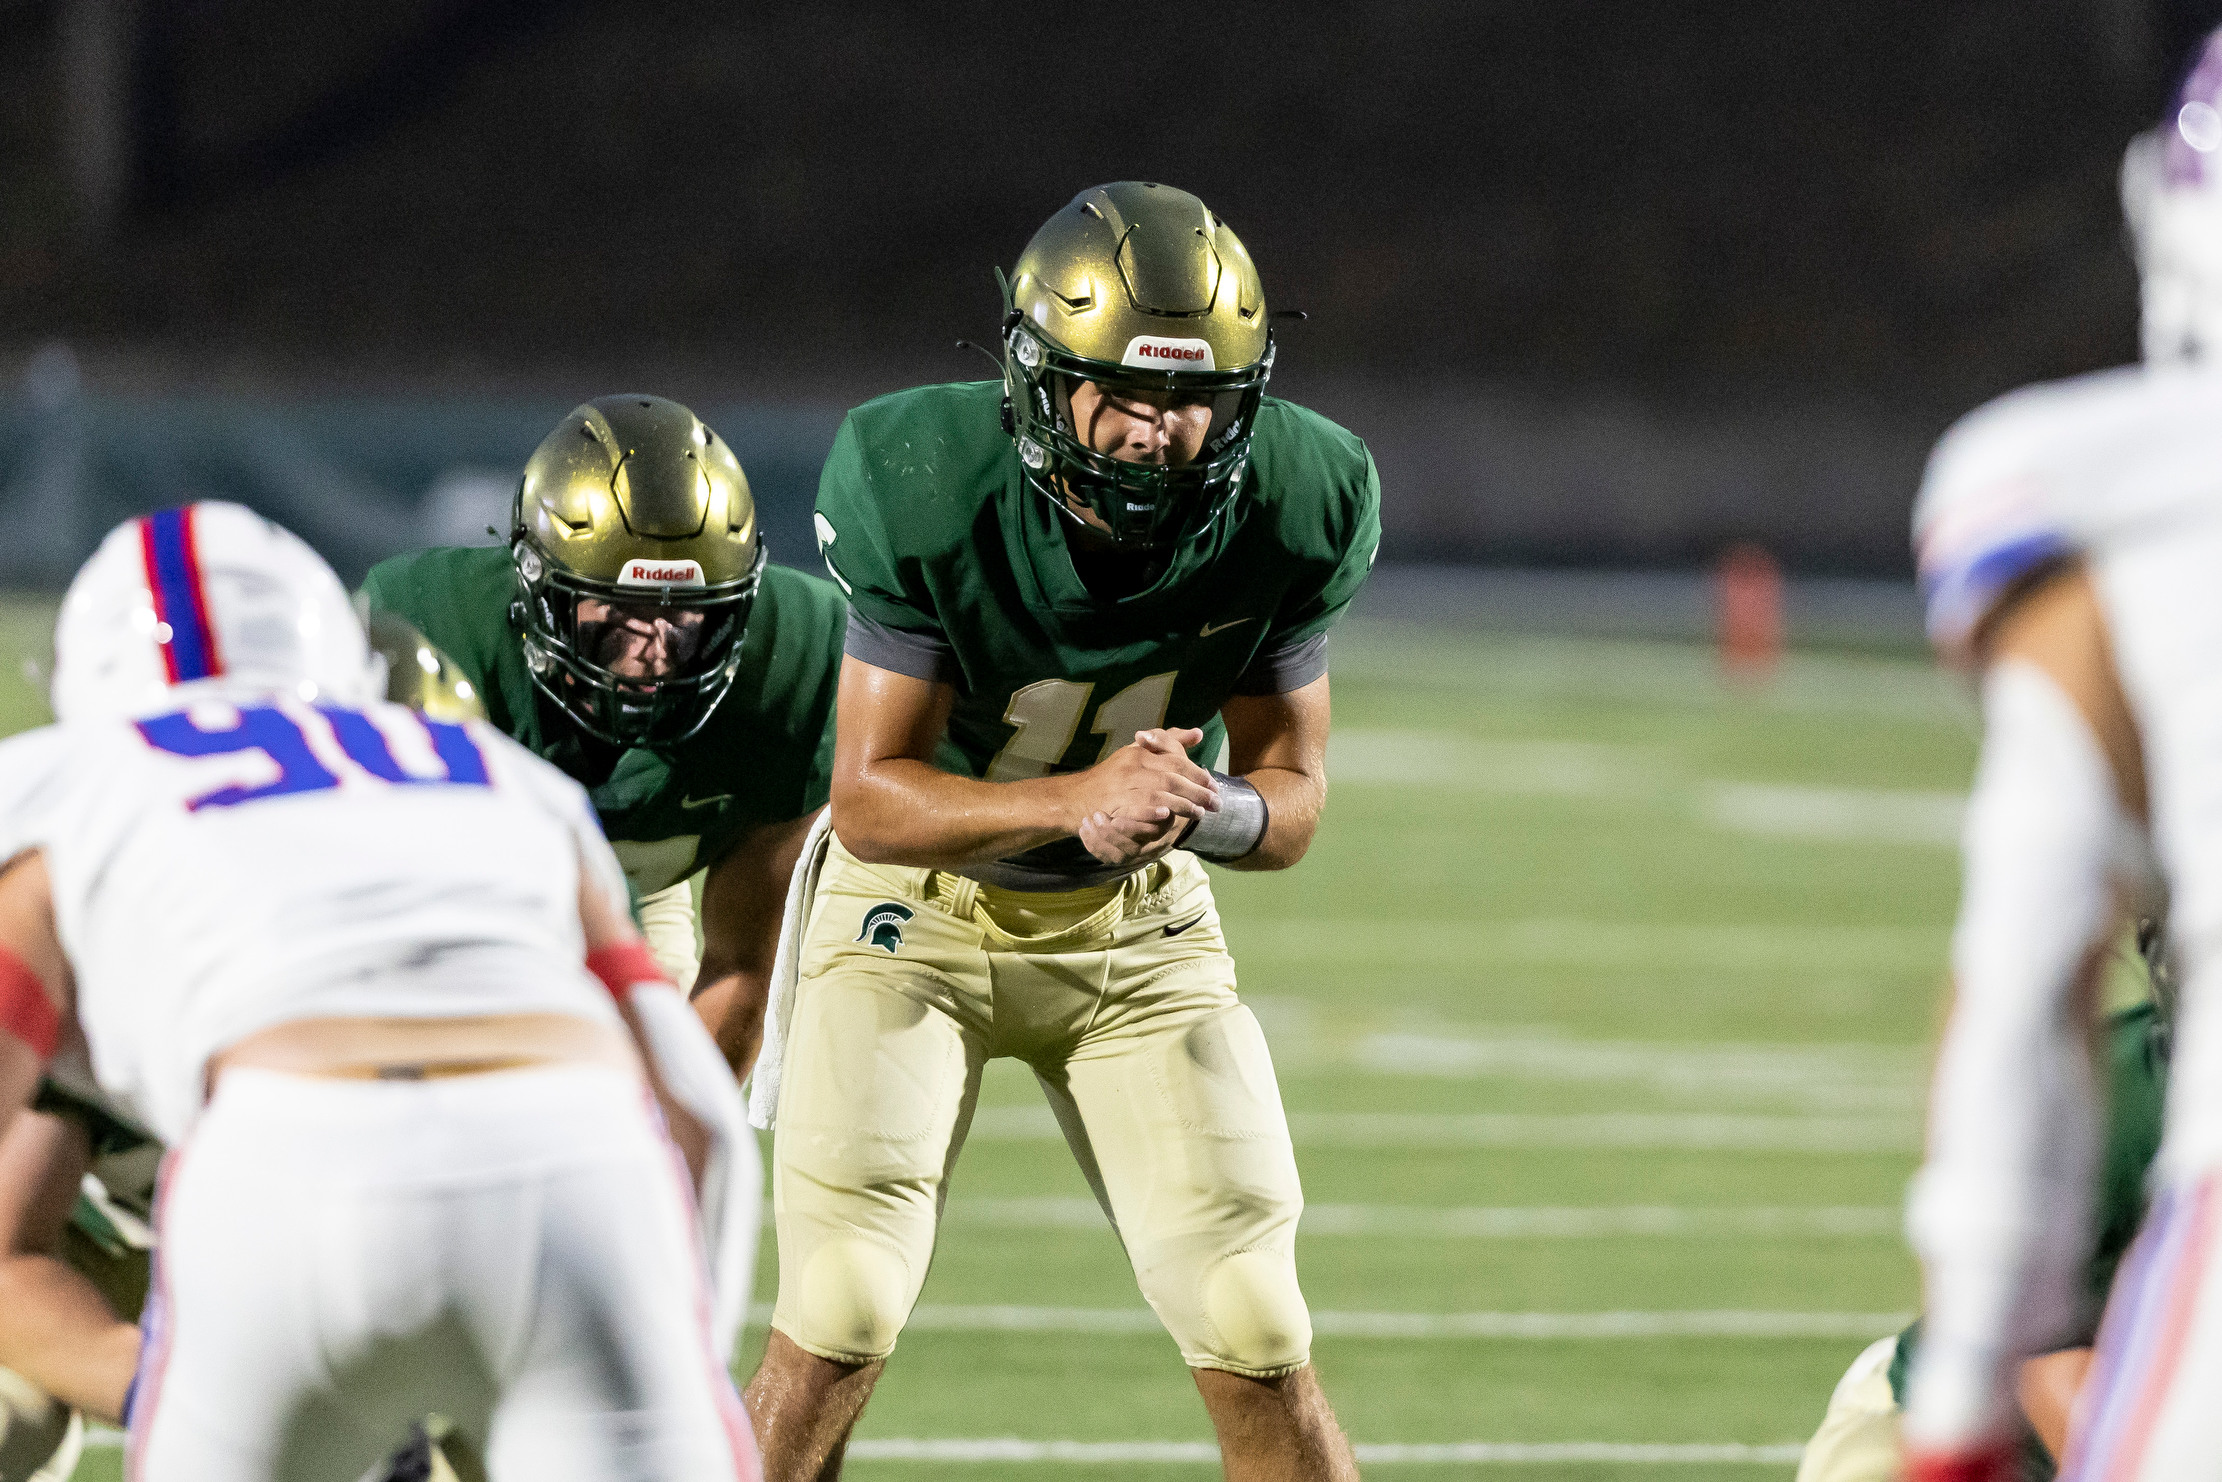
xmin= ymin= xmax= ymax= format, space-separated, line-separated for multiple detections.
xmin=1184 ymin=772 xmax=1269 ymax=861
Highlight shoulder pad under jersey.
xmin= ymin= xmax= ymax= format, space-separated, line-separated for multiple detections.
xmin=1914 ymin=366 xmax=2222 ymax=660
xmin=0 ymin=723 xmax=76 ymax=860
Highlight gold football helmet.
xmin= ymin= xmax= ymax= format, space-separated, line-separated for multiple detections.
xmin=510 ymin=395 xmax=764 ymax=746
xmin=1002 ymin=182 xmax=1274 ymax=548
xmin=365 ymin=610 xmax=486 ymax=723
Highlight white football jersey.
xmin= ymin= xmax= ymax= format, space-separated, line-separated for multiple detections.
xmin=1914 ymin=363 xmax=2222 ymax=657
xmin=0 ymin=695 xmax=629 ymax=1143
xmin=1916 ymin=361 xmax=2222 ymax=1171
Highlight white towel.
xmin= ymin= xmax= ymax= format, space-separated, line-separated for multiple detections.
xmin=747 ymin=809 xmax=834 ymax=1130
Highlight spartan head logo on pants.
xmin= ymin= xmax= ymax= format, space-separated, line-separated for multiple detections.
xmin=856 ymin=902 xmax=914 ymax=953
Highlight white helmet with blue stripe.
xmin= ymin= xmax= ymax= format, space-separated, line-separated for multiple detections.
xmin=52 ymin=501 xmax=376 ymax=723
xmin=2126 ymin=27 xmax=2222 ymax=362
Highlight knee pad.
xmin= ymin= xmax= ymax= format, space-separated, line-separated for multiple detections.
xmin=0 ymin=1367 xmax=79 ymax=1482
xmin=783 ymin=1234 xmax=915 ymax=1363
xmin=1195 ymin=1249 xmax=1312 ymax=1378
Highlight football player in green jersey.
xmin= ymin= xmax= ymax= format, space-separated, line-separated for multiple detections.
xmin=1799 ymin=932 xmax=2173 ymax=1482
xmin=362 ymin=395 xmax=847 ymax=1077
xmin=745 ymin=183 xmax=1378 ymax=1482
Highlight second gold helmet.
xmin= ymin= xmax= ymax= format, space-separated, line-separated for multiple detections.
xmin=510 ymin=395 xmax=765 ymax=746
xmin=365 ymin=609 xmax=486 ymax=724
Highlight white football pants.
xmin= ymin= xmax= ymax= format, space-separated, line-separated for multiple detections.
xmin=127 ymin=1065 xmax=756 ymax=1482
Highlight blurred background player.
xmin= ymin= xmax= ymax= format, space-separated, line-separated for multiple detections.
xmin=743 ymin=182 xmax=1379 ymax=1481
xmin=1798 ymin=929 xmax=2170 ymax=1481
xmin=0 ymin=501 xmax=757 ymax=1481
xmin=366 ymin=610 xmax=493 ymax=726
xmin=1898 ymin=31 xmax=2222 ymax=1480
xmin=362 ymin=395 xmax=847 ymax=1077
xmin=0 ymin=614 xmax=488 ymax=1482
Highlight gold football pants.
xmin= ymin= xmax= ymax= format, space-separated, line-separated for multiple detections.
xmin=769 ymin=838 xmax=1311 ymax=1378
xmin=1797 ymin=1337 xmax=1903 ymax=1482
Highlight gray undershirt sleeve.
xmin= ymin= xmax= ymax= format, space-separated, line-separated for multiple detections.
xmin=843 ymin=608 xmax=963 ymax=686
xmin=1232 ymin=632 xmax=1329 ymax=696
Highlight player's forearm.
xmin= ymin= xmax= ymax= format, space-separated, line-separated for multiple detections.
xmin=0 ymin=1044 xmax=40 ymax=1148
xmin=1215 ymin=681 xmax=1330 ymax=872
xmin=690 ymin=967 xmax=770 ymax=1079
xmin=1214 ymin=766 xmax=1323 ymax=872
xmin=1904 ymin=662 xmax=2118 ymax=1452
xmin=612 ymin=994 xmax=712 ymax=1188
xmin=834 ymin=759 xmax=1080 ymax=868
xmin=688 ymin=809 xmax=816 ymax=1080
xmin=0 ymin=1255 xmax=137 ymax=1421
xmin=2016 ymin=1346 xmax=2091 ymax=1461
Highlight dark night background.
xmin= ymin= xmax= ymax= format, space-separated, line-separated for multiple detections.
xmin=2 ymin=0 xmax=2220 ymax=579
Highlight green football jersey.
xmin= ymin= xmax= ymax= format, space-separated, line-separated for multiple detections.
xmin=816 ymin=380 xmax=1380 ymax=885
xmin=361 ymin=545 xmax=846 ymax=895
xmin=1887 ymin=999 xmax=2170 ymax=1477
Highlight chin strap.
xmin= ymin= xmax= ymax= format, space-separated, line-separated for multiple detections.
xmin=1182 ymin=772 xmax=1269 ymax=862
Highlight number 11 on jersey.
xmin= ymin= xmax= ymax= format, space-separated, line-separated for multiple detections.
xmin=984 ymin=672 xmax=1178 ymax=783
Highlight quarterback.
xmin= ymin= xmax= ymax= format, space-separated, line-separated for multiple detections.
xmin=0 ymin=502 xmax=758 ymax=1481
xmin=1900 ymin=35 xmax=2222 ymax=1482
xmin=362 ymin=395 xmax=847 ymax=1074
xmin=744 ymin=183 xmax=1378 ymax=1481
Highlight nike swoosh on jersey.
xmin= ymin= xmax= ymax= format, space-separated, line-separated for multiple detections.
xmin=1199 ymin=618 xmax=1252 ymax=637
xmin=1164 ymin=912 xmax=1209 ymax=937
xmin=680 ymin=794 xmax=733 ymax=810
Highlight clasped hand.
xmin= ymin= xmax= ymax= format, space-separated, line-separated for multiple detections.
xmin=1072 ymin=729 xmax=1220 ymax=866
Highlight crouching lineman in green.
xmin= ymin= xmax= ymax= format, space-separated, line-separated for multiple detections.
xmin=743 ymin=183 xmax=1379 ymax=1481
xmin=363 ymin=395 xmax=846 ymax=1075
xmin=1800 ymin=969 xmax=2170 ymax=1482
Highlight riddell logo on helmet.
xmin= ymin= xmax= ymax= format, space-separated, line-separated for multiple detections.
xmin=617 ymin=558 xmax=706 ymax=588
xmin=1121 ymin=336 xmax=1217 ymax=372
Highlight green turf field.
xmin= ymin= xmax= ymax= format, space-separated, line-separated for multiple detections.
xmin=6 ymin=606 xmax=1974 ymax=1480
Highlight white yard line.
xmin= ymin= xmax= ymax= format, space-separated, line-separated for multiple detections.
xmin=1350 ymin=1031 xmax=1920 ymax=1110
xmin=1325 ymin=731 xmax=1668 ymax=797
xmin=1326 ymin=632 xmax=1966 ymax=722
xmin=82 ymin=1428 xmax=1809 ymax=1465
xmin=1328 ymin=725 xmax=1968 ymax=849
xmin=1290 ymin=1110 xmax=1918 ymax=1152
xmin=1225 ymin=917 xmax=1946 ymax=972
xmin=737 ymin=1303 xmax=1906 ymax=1340
xmin=1701 ymin=782 xmax=1964 ymax=847
xmin=848 ymin=1438 xmax=1807 ymax=1464
xmin=964 ymin=1105 xmax=1918 ymax=1152
xmin=1352 ymin=1443 xmax=1806 ymax=1464
xmin=946 ymin=1197 xmax=1899 ymax=1238
xmin=1303 ymin=1310 xmax=1904 ymax=1339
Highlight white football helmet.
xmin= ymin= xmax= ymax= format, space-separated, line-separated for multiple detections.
xmin=2124 ymin=27 xmax=2222 ymax=362
xmin=51 ymin=501 xmax=377 ymax=723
